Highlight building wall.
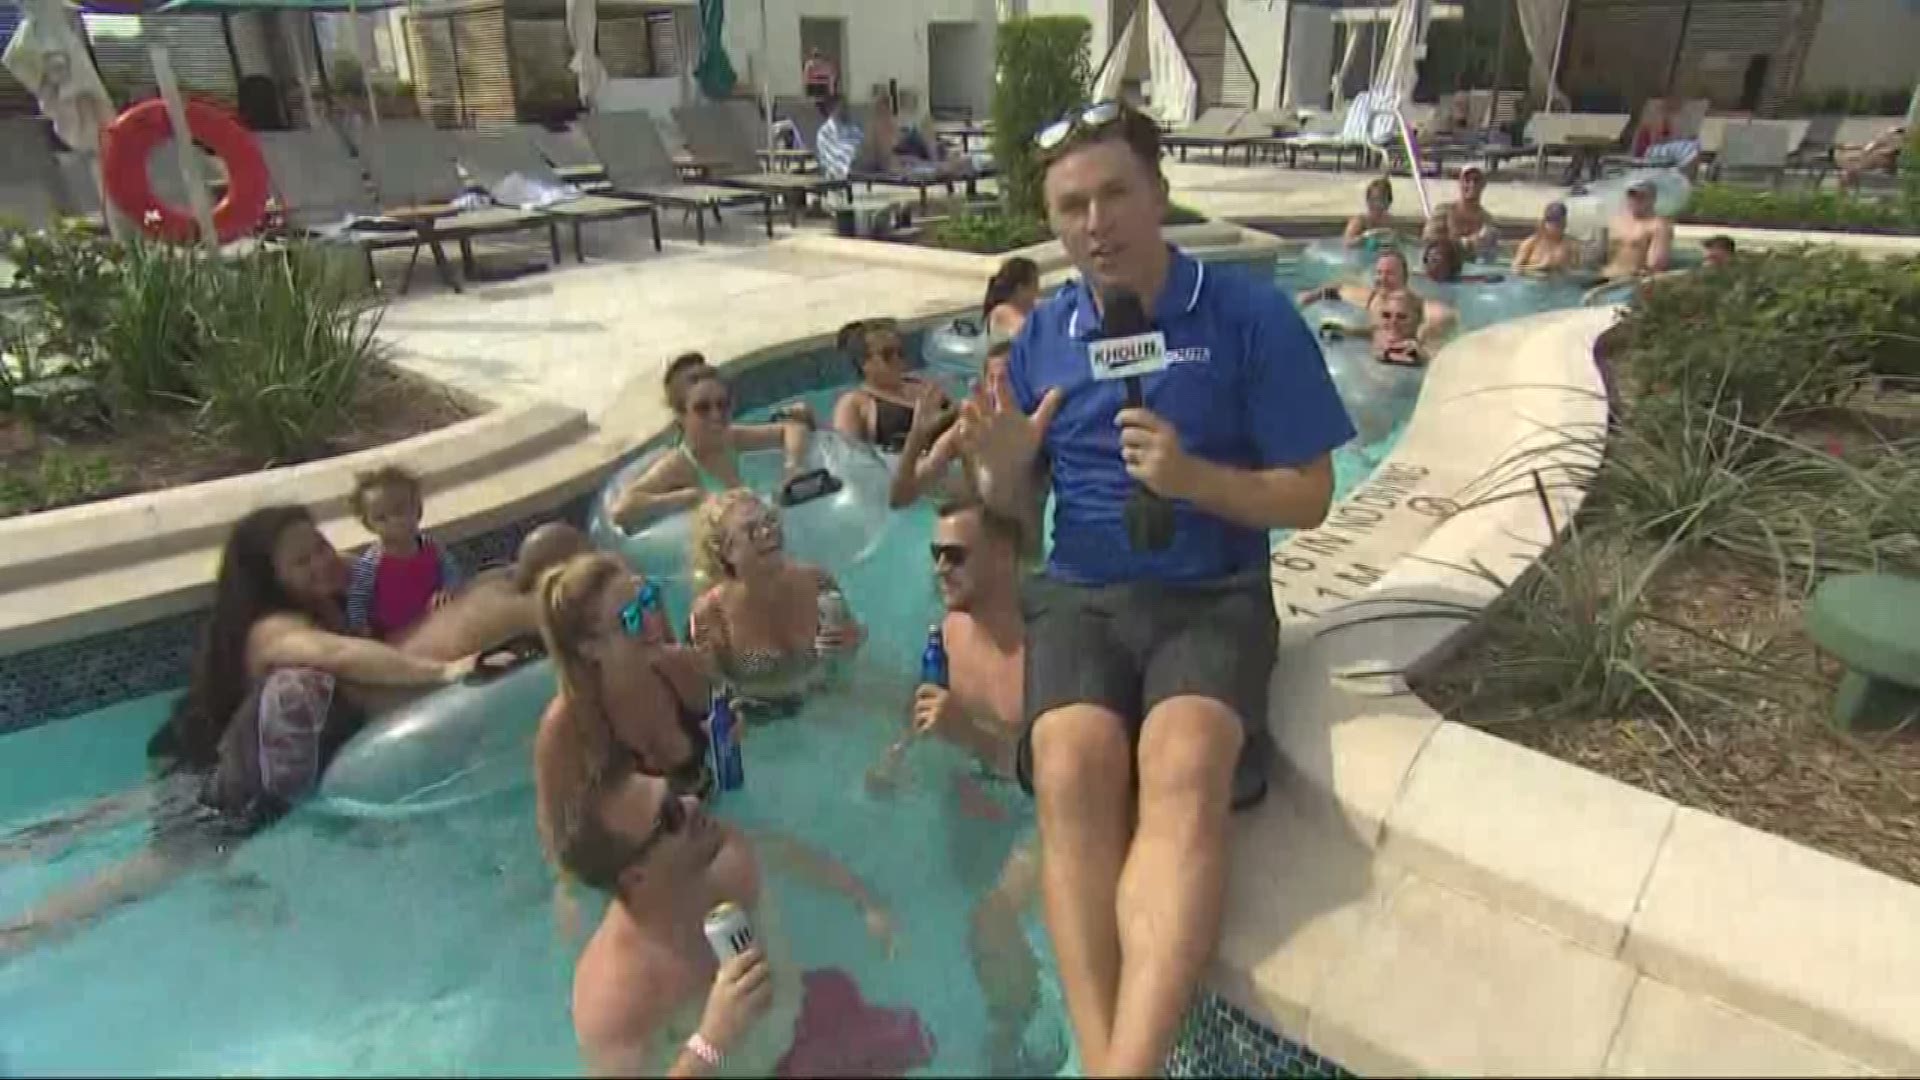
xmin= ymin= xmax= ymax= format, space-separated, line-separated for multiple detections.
xmin=1798 ymin=0 xmax=1920 ymax=94
xmin=719 ymin=0 xmax=999 ymax=123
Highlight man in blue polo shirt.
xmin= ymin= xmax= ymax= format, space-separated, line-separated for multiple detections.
xmin=958 ymin=101 xmax=1354 ymax=1075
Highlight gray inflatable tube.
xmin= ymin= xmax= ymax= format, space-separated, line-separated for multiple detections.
xmin=315 ymin=657 xmax=557 ymax=819
xmin=921 ymin=315 xmax=987 ymax=394
xmin=587 ymin=431 xmax=899 ymax=592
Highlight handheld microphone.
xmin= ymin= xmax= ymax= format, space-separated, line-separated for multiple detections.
xmin=1098 ymin=292 xmax=1176 ymax=553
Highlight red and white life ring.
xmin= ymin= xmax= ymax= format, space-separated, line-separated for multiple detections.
xmin=100 ymin=98 xmax=269 ymax=244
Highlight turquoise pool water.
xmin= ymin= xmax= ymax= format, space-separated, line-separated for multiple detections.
xmin=0 ymin=254 xmax=1583 ymax=1076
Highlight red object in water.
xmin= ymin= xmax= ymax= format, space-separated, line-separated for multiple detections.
xmin=100 ymin=98 xmax=270 ymax=244
xmin=777 ymin=967 xmax=936 ymax=1078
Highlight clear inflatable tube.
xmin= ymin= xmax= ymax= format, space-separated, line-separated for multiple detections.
xmin=922 ymin=316 xmax=987 ymax=393
xmin=588 ymin=431 xmax=899 ymax=599
xmin=315 ymin=657 xmax=557 ymax=819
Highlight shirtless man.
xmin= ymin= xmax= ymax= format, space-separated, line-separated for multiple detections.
xmin=553 ymin=768 xmax=911 ymax=1077
xmin=1600 ymin=177 xmax=1674 ymax=280
xmin=397 ymin=521 xmax=587 ymax=661
xmin=1435 ymin=164 xmax=1496 ymax=256
xmin=1298 ymin=250 xmax=1453 ymax=346
xmin=1371 ymin=292 xmax=1426 ymax=367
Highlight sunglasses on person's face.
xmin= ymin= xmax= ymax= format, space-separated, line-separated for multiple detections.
xmin=619 ymin=578 xmax=664 ymax=637
xmin=688 ymin=394 xmax=732 ymax=419
xmin=930 ymin=542 xmax=970 ymax=569
xmin=1034 ymin=100 xmax=1124 ymax=153
xmin=734 ymin=509 xmax=783 ymax=550
xmin=626 ymin=793 xmax=692 ymax=870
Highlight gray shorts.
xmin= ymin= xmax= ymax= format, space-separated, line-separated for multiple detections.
xmin=1014 ymin=568 xmax=1277 ymax=808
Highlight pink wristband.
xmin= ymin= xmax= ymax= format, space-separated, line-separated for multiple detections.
xmin=686 ymin=1032 xmax=723 ymax=1067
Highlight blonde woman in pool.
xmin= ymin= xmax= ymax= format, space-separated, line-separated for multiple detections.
xmin=688 ymin=490 xmax=865 ymax=708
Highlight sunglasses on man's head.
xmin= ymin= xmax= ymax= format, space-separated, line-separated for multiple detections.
xmin=930 ymin=542 xmax=970 ymax=569
xmin=1034 ymin=100 xmax=1125 ymax=153
xmin=619 ymin=578 xmax=664 ymax=637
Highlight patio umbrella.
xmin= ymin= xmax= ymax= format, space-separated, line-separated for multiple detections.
xmin=565 ymin=0 xmax=606 ymax=108
xmin=693 ymin=0 xmax=735 ymax=101
xmin=4 ymin=0 xmax=116 ymax=151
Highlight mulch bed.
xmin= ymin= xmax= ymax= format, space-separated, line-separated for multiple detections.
xmin=1415 ymin=395 xmax=1920 ymax=887
xmin=0 ymin=363 xmax=483 ymax=520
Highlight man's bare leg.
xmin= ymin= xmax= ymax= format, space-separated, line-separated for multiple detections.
xmin=1103 ymin=696 xmax=1242 ymax=1076
xmin=1030 ymin=704 xmax=1135 ymax=1075
xmin=969 ymin=838 xmax=1054 ymax=1071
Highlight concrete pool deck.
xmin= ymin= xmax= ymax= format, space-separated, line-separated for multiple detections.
xmin=6 ymin=171 xmax=1920 ymax=1075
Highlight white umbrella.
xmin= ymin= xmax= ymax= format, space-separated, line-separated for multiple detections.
xmin=565 ymin=0 xmax=608 ymax=108
xmin=3 ymin=0 xmax=116 ymax=152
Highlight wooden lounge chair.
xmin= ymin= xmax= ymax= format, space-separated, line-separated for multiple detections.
xmin=1162 ymin=107 xmax=1258 ymax=164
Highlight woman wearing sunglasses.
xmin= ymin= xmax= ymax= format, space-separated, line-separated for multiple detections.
xmin=609 ymin=355 xmax=813 ymax=533
xmin=831 ymin=318 xmax=955 ymax=455
xmin=534 ymin=552 xmax=717 ymax=812
xmin=688 ymin=490 xmax=865 ymax=708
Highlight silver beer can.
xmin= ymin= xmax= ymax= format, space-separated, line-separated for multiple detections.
xmin=703 ymin=901 xmax=756 ymax=962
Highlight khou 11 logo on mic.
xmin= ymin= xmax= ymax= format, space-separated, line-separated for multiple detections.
xmin=1088 ymin=329 xmax=1170 ymax=383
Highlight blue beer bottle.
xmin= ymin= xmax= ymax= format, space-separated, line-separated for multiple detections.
xmin=708 ymin=689 xmax=745 ymax=794
xmin=920 ymin=624 xmax=949 ymax=690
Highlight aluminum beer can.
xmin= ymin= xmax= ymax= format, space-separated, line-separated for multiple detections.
xmin=703 ymin=901 xmax=756 ymax=962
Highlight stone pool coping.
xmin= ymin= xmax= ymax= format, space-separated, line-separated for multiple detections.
xmin=1225 ymin=303 xmax=1919 ymax=1076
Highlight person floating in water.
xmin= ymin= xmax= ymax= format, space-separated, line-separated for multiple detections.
xmin=345 ymin=465 xmax=466 ymax=642
xmin=393 ymin=520 xmax=588 ymax=662
xmin=4 ymin=506 xmax=491 ymax=958
xmin=688 ymin=490 xmax=864 ymax=710
xmin=1512 ymin=201 xmax=1575 ymax=276
xmin=982 ymin=257 xmax=1042 ymax=342
xmin=610 ymin=354 xmax=813 ymax=533
xmin=831 ymin=317 xmax=953 ymax=454
xmin=1600 ymin=177 xmax=1674 ymax=281
xmin=1298 ymin=249 xmax=1454 ymax=346
xmin=536 ymin=764 xmax=922 ymax=1077
xmin=1343 ymin=176 xmax=1397 ymax=249
xmin=1370 ymin=291 xmax=1427 ymax=367
xmin=1702 ymin=233 xmax=1736 ymax=270
xmin=1434 ymin=164 xmax=1497 ymax=258
xmin=878 ymin=498 xmax=1056 ymax=1071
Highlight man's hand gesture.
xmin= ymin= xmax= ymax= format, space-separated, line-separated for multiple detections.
xmin=956 ymin=368 xmax=1062 ymax=513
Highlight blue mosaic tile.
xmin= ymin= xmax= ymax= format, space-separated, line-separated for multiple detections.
xmin=1167 ymin=991 xmax=1353 ymax=1079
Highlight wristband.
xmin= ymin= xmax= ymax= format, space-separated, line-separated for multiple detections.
xmin=687 ymin=1032 xmax=723 ymax=1067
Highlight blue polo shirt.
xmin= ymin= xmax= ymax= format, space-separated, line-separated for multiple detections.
xmin=1010 ymin=246 xmax=1355 ymax=586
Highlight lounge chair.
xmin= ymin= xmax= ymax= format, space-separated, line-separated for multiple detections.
xmin=838 ymin=103 xmax=990 ymax=211
xmin=526 ymin=123 xmax=609 ymax=188
xmin=672 ymin=101 xmax=849 ymax=221
xmin=1482 ymin=112 xmax=1630 ymax=180
xmin=1707 ymin=121 xmax=1801 ymax=187
xmin=579 ymin=110 xmax=778 ymax=243
xmin=348 ymin=119 xmax=562 ymax=288
xmin=1279 ymin=92 xmax=1382 ymax=171
xmin=454 ymin=126 xmax=660 ymax=259
xmin=255 ymin=127 xmax=465 ymax=294
xmin=1161 ymin=107 xmax=1258 ymax=164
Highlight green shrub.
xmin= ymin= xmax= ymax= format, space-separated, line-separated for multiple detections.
xmin=926 ymin=210 xmax=1050 ymax=254
xmin=188 ymin=244 xmax=386 ymax=464
xmin=991 ymin=16 xmax=1091 ymax=220
xmin=1680 ymin=184 xmax=1915 ymax=234
xmin=1611 ymin=246 xmax=1920 ymax=418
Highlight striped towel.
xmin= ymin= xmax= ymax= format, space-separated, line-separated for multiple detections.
xmin=816 ymin=115 xmax=863 ymax=181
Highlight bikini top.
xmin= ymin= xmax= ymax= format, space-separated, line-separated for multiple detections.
xmin=680 ymin=443 xmax=741 ymax=494
xmin=693 ymin=568 xmax=839 ymax=696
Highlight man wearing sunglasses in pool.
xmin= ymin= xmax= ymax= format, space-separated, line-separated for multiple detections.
xmin=955 ymin=100 xmax=1354 ymax=1076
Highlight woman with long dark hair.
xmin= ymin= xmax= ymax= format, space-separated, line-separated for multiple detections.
xmin=981 ymin=257 xmax=1040 ymax=341
xmin=7 ymin=506 xmax=478 ymax=958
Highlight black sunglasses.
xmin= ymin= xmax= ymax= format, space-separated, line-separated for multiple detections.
xmin=688 ymin=395 xmax=732 ymax=418
xmin=627 ymin=793 xmax=692 ymax=869
xmin=1034 ymin=100 xmax=1124 ymax=153
xmin=931 ymin=542 xmax=969 ymax=569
